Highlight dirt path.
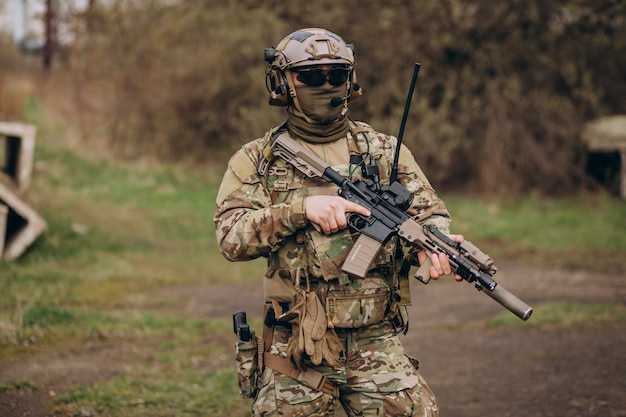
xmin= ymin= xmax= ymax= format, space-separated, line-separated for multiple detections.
xmin=1 ymin=260 xmax=625 ymax=416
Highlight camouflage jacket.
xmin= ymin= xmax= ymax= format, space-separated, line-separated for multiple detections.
xmin=214 ymin=121 xmax=451 ymax=302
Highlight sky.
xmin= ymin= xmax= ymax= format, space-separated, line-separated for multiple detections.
xmin=0 ymin=0 xmax=91 ymax=47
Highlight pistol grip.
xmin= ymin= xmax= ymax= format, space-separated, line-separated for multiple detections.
xmin=341 ymin=234 xmax=383 ymax=278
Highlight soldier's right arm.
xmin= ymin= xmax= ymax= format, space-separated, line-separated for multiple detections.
xmin=213 ymin=143 xmax=309 ymax=262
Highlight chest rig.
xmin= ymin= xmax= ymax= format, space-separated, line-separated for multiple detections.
xmin=256 ymin=121 xmax=404 ymax=286
xmin=259 ymin=123 xmax=412 ymax=338
xmin=257 ymin=121 xmax=392 ymax=203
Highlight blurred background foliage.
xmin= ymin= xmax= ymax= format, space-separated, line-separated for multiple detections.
xmin=1 ymin=0 xmax=625 ymax=196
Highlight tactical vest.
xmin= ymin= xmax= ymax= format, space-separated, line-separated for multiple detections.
xmin=255 ymin=121 xmax=410 ymax=330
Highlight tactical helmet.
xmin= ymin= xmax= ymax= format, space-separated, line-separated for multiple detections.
xmin=265 ymin=28 xmax=355 ymax=70
xmin=264 ymin=28 xmax=362 ymax=106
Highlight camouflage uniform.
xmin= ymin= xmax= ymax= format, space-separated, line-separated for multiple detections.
xmin=215 ymin=121 xmax=450 ymax=416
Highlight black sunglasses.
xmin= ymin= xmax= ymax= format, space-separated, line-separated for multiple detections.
xmin=294 ymin=67 xmax=351 ymax=87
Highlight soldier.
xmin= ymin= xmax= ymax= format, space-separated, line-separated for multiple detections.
xmin=215 ymin=28 xmax=463 ymax=417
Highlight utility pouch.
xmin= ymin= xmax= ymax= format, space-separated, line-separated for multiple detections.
xmin=235 ymin=337 xmax=259 ymax=399
xmin=233 ymin=311 xmax=259 ymax=399
xmin=323 ymin=277 xmax=390 ymax=329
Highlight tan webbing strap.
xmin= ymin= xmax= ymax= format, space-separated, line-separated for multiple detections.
xmin=257 ymin=123 xmax=287 ymax=176
xmin=261 ymin=305 xmax=336 ymax=396
xmin=262 ymin=304 xmax=274 ymax=355
xmin=263 ymin=354 xmax=336 ymax=396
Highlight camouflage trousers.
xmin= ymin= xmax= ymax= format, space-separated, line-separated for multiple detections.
xmin=251 ymin=321 xmax=439 ymax=417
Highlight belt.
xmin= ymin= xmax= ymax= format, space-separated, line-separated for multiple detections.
xmin=262 ymin=304 xmax=336 ymax=396
xmin=263 ymin=354 xmax=336 ymax=396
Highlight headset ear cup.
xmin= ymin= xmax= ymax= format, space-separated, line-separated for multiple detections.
xmin=348 ymin=70 xmax=363 ymax=102
xmin=268 ymin=70 xmax=289 ymax=106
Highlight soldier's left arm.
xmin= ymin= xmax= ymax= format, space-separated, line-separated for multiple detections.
xmin=394 ymin=142 xmax=451 ymax=232
xmin=393 ymin=142 xmax=465 ymax=280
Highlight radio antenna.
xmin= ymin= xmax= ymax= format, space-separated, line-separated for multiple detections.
xmin=390 ymin=62 xmax=421 ymax=184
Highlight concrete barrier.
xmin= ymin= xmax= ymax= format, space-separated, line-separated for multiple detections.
xmin=0 ymin=121 xmax=47 ymax=260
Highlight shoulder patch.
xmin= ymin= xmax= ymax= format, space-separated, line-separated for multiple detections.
xmin=229 ymin=144 xmax=261 ymax=184
xmin=228 ymin=149 xmax=257 ymax=182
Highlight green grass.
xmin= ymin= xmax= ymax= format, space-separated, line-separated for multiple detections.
xmin=50 ymin=315 xmax=247 ymax=416
xmin=443 ymin=194 xmax=626 ymax=272
xmin=0 ymin=122 xmax=265 ymax=350
xmin=0 ymin=380 xmax=38 ymax=393
xmin=55 ymin=369 xmax=250 ymax=417
xmin=0 ymin=98 xmax=624 ymax=415
xmin=488 ymin=302 xmax=626 ymax=328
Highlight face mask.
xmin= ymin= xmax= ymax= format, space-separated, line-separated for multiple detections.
xmin=294 ymin=83 xmax=347 ymax=123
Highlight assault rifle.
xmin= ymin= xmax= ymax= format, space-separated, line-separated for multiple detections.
xmin=270 ymin=63 xmax=532 ymax=321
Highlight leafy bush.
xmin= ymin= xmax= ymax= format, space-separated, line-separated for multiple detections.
xmin=0 ymin=35 xmax=38 ymax=120
xmin=43 ymin=0 xmax=626 ymax=195
xmin=66 ymin=0 xmax=287 ymax=160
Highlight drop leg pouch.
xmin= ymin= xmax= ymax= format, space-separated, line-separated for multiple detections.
xmin=235 ymin=337 xmax=259 ymax=399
